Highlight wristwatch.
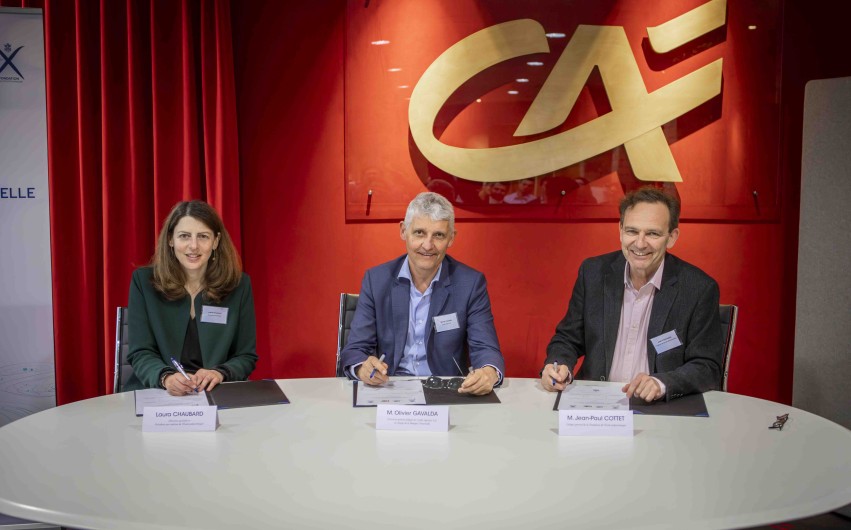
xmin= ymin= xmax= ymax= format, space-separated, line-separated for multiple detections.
xmin=159 ymin=370 xmax=176 ymax=389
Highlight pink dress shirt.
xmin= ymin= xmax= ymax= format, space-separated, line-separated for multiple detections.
xmin=609 ymin=260 xmax=667 ymax=394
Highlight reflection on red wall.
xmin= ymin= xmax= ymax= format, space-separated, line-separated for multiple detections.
xmin=232 ymin=0 xmax=851 ymax=404
xmin=345 ymin=0 xmax=782 ymax=221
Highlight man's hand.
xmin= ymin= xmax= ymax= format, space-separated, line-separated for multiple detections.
xmin=193 ymin=368 xmax=224 ymax=392
xmin=541 ymin=363 xmax=572 ymax=392
xmin=356 ymin=356 xmax=389 ymax=386
xmin=459 ymin=366 xmax=498 ymax=395
xmin=622 ymin=373 xmax=663 ymax=402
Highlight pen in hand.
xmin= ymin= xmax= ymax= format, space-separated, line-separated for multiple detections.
xmin=552 ymin=361 xmax=558 ymax=386
xmin=369 ymin=354 xmax=386 ymax=379
xmin=170 ymin=357 xmax=198 ymax=392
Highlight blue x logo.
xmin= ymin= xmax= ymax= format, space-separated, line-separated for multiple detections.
xmin=0 ymin=46 xmax=24 ymax=79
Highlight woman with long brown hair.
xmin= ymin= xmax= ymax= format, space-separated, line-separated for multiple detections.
xmin=125 ymin=200 xmax=257 ymax=395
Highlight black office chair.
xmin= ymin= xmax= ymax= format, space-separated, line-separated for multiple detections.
xmin=719 ymin=304 xmax=738 ymax=392
xmin=336 ymin=294 xmax=359 ymax=377
xmin=113 ymin=306 xmax=133 ymax=393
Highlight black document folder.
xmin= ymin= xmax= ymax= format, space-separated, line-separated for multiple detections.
xmin=629 ymin=392 xmax=708 ymax=416
xmin=207 ymin=380 xmax=289 ymax=409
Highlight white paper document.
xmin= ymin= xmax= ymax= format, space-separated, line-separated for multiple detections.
xmin=134 ymin=388 xmax=209 ymax=416
xmin=557 ymin=385 xmax=629 ymax=411
xmin=356 ymin=379 xmax=426 ymax=406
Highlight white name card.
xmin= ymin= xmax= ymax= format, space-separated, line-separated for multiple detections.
xmin=558 ymin=409 xmax=634 ymax=437
xmin=143 ymin=406 xmax=219 ymax=432
xmin=376 ymin=405 xmax=449 ymax=432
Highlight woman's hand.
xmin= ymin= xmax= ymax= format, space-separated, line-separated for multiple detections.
xmin=193 ymin=368 xmax=225 ymax=392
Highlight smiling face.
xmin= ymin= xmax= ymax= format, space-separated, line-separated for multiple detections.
xmin=400 ymin=215 xmax=454 ymax=283
xmin=169 ymin=215 xmax=220 ymax=279
xmin=619 ymin=201 xmax=679 ymax=287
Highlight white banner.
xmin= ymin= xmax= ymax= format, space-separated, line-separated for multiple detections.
xmin=0 ymin=8 xmax=55 ymax=426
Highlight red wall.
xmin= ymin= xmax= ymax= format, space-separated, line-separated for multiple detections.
xmin=231 ymin=0 xmax=848 ymax=403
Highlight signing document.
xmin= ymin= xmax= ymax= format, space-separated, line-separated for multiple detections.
xmin=134 ymin=388 xmax=209 ymax=416
xmin=355 ymin=379 xmax=426 ymax=406
xmin=557 ymin=385 xmax=629 ymax=411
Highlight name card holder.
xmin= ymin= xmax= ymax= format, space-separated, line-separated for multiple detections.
xmin=558 ymin=409 xmax=634 ymax=437
xmin=143 ymin=406 xmax=219 ymax=432
xmin=376 ymin=405 xmax=449 ymax=432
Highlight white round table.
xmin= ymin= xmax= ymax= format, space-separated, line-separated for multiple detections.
xmin=1 ymin=378 xmax=849 ymax=529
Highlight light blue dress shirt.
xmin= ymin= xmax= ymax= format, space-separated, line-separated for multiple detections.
xmin=395 ymin=259 xmax=443 ymax=377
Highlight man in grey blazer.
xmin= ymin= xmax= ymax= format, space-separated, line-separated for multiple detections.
xmin=341 ymin=192 xmax=504 ymax=395
xmin=542 ymin=187 xmax=722 ymax=401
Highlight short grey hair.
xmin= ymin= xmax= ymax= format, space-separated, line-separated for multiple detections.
xmin=402 ymin=192 xmax=455 ymax=233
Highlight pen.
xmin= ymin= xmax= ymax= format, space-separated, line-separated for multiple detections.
xmin=552 ymin=361 xmax=558 ymax=386
xmin=452 ymin=356 xmax=470 ymax=377
xmin=170 ymin=357 xmax=198 ymax=392
xmin=369 ymin=354 xmax=386 ymax=379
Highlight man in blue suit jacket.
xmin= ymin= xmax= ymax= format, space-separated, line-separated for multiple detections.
xmin=341 ymin=192 xmax=504 ymax=395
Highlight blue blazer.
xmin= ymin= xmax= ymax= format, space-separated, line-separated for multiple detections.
xmin=341 ymin=255 xmax=504 ymax=378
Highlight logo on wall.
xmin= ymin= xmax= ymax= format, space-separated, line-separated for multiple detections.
xmin=409 ymin=0 xmax=726 ymax=184
xmin=0 ymin=42 xmax=25 ymax=82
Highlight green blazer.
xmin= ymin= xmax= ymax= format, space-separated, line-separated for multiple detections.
xmin=125 ymin=267 xmax=258 ymax=391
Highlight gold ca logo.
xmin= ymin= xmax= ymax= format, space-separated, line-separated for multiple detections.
xmin=409 ymin=0 xmax=726 ymax=183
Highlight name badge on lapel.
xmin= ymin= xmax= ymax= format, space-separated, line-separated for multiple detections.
xmin=650 ymin=329 xmax=682 ymax=354
xmin=201 ymin=306 xmax=228 ymax=325
xmin=433 ymin=313 xmax=460 ymax=333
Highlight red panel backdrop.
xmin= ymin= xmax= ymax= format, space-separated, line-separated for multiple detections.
xmin=231 ymin=0 xmax=850 ymax=404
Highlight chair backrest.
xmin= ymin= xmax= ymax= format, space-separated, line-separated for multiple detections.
xmin=336 ymin=293 xmax=359 ymax=377
xmin=719 ymin=304 xmax=738 ymax=392
xmin=113 ymin=306 xmax=132 ymax=393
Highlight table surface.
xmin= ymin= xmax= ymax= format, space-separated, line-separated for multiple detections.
xmin=1 ymin=378 xmax=850 ymax=530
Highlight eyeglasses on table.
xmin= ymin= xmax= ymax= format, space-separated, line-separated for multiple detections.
xmin=422 ymin=376 xmax=465 ymax=390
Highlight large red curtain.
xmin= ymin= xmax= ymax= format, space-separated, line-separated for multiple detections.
xmin=1 ymin=0 xmax=241 ymax=404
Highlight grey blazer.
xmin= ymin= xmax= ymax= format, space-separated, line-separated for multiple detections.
xmin=545 ymin=251 xmax=722 ymax=400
